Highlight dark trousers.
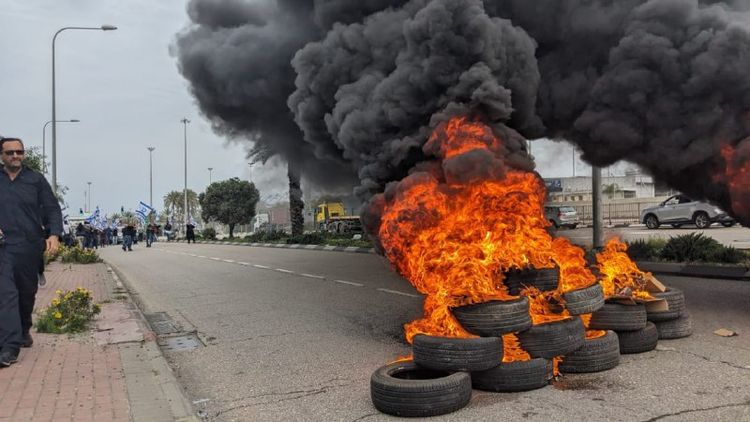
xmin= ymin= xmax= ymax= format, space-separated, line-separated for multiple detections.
xmin=0 ymin=247 xmax=22 ymax=354
xmin=7 ymin=241 xmax=43 ymax=338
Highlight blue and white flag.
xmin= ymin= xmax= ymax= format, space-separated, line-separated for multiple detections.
xmin=85 ymin=207 xmax=100 ymax=224
xmin=135 ymin=201 xmax=155 ymax=222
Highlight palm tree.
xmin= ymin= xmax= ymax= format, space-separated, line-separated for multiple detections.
xmin=163 ymin=189 xmax=200 ymax=222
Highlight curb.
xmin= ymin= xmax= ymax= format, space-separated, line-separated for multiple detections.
xmin=173 ymin=239 xmax=377 ymax=254
xmin=105 ymin=263 xmax=200 ymax=422
xmin=636 ymin=261 xmax=750 ymax=281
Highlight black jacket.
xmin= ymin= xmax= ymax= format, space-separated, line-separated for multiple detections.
xmin=0 ymin=165 xmax=62 ymax=245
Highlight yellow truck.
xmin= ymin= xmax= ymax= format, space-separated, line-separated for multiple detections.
xmin=315 ymin=202 xmax=362 ymax=233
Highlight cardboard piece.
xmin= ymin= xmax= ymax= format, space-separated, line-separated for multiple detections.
xmin=714 ymin=329 xmax=738 ymax=337
xmin=609 ymin=296 xmax=668 ymax=312
xmin=643 ymin=273 xmax=667 ymax=293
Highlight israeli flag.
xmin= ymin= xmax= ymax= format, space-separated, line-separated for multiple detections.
xmin=85 ymin=207 xmax=100 ymax=224
xmin=135 ymin=201 xmax=155 ymax=222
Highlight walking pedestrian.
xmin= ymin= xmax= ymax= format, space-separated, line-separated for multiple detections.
xmin=0 ymin=137 xmax=62 ymax=367
xmin=122 ymin=223 xmax=135 ymax=252
xmin=186 ymin=222 xmax=196 ymax=244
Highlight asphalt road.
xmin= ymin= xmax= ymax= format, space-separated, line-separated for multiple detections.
xmin=101 ymin=243 xmax=750 ymax=421
xmin=556 ymin=225 xmax=750 ymax=250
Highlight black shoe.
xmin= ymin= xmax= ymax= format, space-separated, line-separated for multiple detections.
xmin=21 ymin=332 xmax=33 ymax=348
xmin=0 ymin=352 xmax=18 ymax=367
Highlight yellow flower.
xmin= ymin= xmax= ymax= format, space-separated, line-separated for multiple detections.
xmin=54 ymin=311 xmax=63 ymax=319
xmin=51 ymin=298 xmax=60 ymax=306
xmin=55 ymin=289 xmax=62 ymax=296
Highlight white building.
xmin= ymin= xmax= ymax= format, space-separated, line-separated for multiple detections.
xmin=545 ymin=169 xmax=655 ymax=202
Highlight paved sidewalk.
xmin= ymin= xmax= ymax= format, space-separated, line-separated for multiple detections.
xmin=0 ymin=260 xmax=196 ymax=422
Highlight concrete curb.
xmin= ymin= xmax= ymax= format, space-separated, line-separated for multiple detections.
xmin=636 ymin=261 xmax=750 ymax=281
xmin=173 ymin=239 xmax=377 ymax=254
xmin=105 ymin=263 xmax=200 ymax=422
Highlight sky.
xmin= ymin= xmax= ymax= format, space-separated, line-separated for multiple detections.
xmin=0 ymin=0 xmax=625 ymax=216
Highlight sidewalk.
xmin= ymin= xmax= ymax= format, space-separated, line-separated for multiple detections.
xmin=0 ymin=260 xmax=196 ymax=422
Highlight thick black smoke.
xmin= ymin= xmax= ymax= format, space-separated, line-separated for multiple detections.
xmin=176 ymin=0 xmax=750 ymax=227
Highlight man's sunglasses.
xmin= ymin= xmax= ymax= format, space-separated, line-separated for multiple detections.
xmin=2 ymin=150 xmax=24 ymax=156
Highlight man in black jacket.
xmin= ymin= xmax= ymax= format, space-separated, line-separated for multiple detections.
xmin=0 ymin=137 xmax=62 ymax=367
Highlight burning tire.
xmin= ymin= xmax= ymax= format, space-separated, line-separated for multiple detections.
xmin=412 ymin=335 xmax=503 ymax=372
xmin=654 ymin=313 xmax=693 ymax=339
xmin=559 ymin=331 xmax=620 ymax=373
xmin=589 ymin=303 xmax=647 ymax=331
xmin=561 ymin=283 xmax=605 ymax=315
xmin=647 ymin=288 xmax=685 ymax=322
xmin=617 ymin=322 xmax=659 ymax=354
xmin=471 ymin=358 xmax=553 ymax=392
xmin=452 ymin=297 xmax=532 ymax=337
xmin=517 ymin=317 xmax=586 ymax=359
xmin=504 ymin=267 xmax=559 ymax=295
xmin=370 ymin=361 xmax=472 ymax=417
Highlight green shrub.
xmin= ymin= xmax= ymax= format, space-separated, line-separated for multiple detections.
xmin=36 ymin=288 xmax=101 ymax=334
xmin=60 ymin=246 xmax=101 ymax=264
xmin=660 ymin=233 xmax=723 ymax=262
xmin=626 ymin=238 xmax=667 ymax=261
xmin=708 ymin=246 xmax=748 ymax=264
xmin=202 ymin=227 xmax=217 ymax=240
xmin=245 ymin=229 xmax=287 ymax=243
xmin=286 ymin=233 xmax=326 ymax=245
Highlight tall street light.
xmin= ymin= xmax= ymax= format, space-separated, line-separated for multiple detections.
xmin=52 ymin=24 xmax=117 ymax=193
xmin=181 ymin=118 xmax=190 ymax=230
xmin=42 ymin=119 xmax=79 ymax=174
xmin=147 ymin=147 xmax=156 ymax=208
xmin=208 ymin=167 xmax=213 ymax=185
xmin=87 ymin=181 xmax=92 ymax=213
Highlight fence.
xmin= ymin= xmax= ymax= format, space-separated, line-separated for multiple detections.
xmin=563 ymin=199 xmax=665 ymax=226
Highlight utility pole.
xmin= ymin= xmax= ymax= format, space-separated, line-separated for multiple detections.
xmin=87 ymin=181 xmax=92 ymax=213
xmin=208 ymin=167 xmax=213 ymax=185
xmin=181 ymin=118 xmax=190 ymax=231
xmin=147 ymin=147 xmax=155 ymax=208
xmin=592 ymin=166 xmax=603 ymax=249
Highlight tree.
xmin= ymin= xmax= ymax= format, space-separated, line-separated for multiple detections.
xmin=603 ymin=183 xmax=621 ymax=199
xmin=199 ymin=178 xmax=259 ymax=238
xmin=163 ymin=189 xmax=199 ymax=222
xmin=288 ymin=165 xmax=304 ymax=236
xmin=24 ymin=146 xmax=43 ymax=173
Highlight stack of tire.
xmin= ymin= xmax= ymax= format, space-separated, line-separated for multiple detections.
xmin=371 ymin=267 xmax=605 ymax=417
xmin=645 ymin=287 xmax=693 ymax=340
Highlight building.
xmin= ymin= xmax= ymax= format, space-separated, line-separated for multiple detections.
xmin=544 ymin=169 xmax=655 ymax=202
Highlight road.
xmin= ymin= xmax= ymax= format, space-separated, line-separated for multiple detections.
xmin=556 ymin=225 xmax=750 ymax=249
xmin=101 ymin=243 xmax=750 ymax=421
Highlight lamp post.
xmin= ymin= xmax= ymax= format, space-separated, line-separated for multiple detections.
xmin=42 ymin=119 xmax=79 ymax=174
xmin=87 ymin=181 xmax=92 ymax=213
xmin=181 ymin=118 xmax=190 ymax=230
xmin=208 ymin=167 xmax=213 ymax=185
xmin=147 ymin=147 xmax=155 ymax=208
xmin=52 ymin=24 xmax=117 ymax=193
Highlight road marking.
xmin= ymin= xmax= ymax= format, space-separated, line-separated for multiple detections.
xmin=376 ymin=288 xmax=420 ymax=298
xmin=210 ymin=257 xmax=222 ymax=261
xmin=237 ymin=262 xmax=251 ymax=266
xmin=253 ymin=264 xmax=270 ymax=269
xmin=197 ymin=255 xmax=207 ymax=258
xmin=300 ymin=273 xmax=325 ymax=280
xmin=222 ymin=259 xmax=235 ymax=263
xmin=333 ymin=280 xmax=364 ymax=287
xmin=275 ymin=268 xmax=294 ymax=274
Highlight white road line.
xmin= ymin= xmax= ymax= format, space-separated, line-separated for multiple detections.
xmin=333 ymin=280 xmax=364 ymax=287
xmin=253 ymin=264 xmax=270 ymax=269
xmin=210 ymin=257 xmax=222 ymax=261
xmin=222 ymin=259 xmax=235 ymax=263
xmin=197 ymin=255 xmax=207 ymax=258
xmin=300 ymin=273 xmax=325 ymax=279
xmin=275 ymin=268 xmax=294 ymax=274
xmin=237 ymin=262 xmax=251 ymax=266
xmin=376 ymin=288 xmax=420 ymax=298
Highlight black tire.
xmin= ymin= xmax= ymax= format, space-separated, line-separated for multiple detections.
xmin=452 ymin=297 xmax=532 ymax=337
xmin=412 ymin=335 xmax=503 ymax=372
xmin=562 ymin=283 xmax=605 ymax=315
xmin=370 ymin=361 xmax=472 ymax=417
xmin=504 ymin=267 xmax=559 ymax=295
xmin=721 ymin=221 xmax=736 ymax=228
xmin=647 ymin=288 xmax=685 ymax=322
xmin=517 ymin=317 xmax=585 ymax=359
xmin=617 ymin=322 xmax=658 ymax=354
xmin=589 ymin=303 xmax=647 ymax=331
xmin=559 ymin=331 xmax=620 ymax=373
xmin=693 ymin=211 xmax=711 ymax=229
xmin=471 ymin=358 xmax=552 ymax=392
xmin=654 ymin=313 xmax=693 ymax=339
xmin=644 ymin=214 xmax=660 ymax=229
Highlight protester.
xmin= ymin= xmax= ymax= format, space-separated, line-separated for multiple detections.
xmin=186 ymin=221 xmax=196 ymax=244
xmin=146 ymin=223 xmax=158 ymax=247
xmin=163 ymin=221 xmax=174 ymax=242
xmin=0 ymin=137 xmax=62 ymax=367
xmin=122 ymin=223 xmax=136 ymax=252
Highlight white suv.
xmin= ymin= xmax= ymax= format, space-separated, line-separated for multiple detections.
xmin=640 ymin=194 xmax=735 ymax=229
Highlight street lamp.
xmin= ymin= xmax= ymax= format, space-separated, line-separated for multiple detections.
xmin=42 ymin=119 xmax=79 ymax=174
xmin=181 ymin=118 xmax=190 ymax=230
xmin=87 ymin=181 xmax=92 ymax=213
xmin=147 ymin=147 xmax=156 ymax=208
xmin=208 ymin=167 xmax=213 ymax=185
xmin=52 ymin=24 xmax=117 ymax=193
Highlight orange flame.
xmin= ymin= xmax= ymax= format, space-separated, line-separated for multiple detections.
xmin=721 ymin=144 xmax=750 ymax=218
xmin=552 ymin=356 xmax=562 ymax=377
xmin=388 ymin=354 xmax=414 ymax=364
xmin=580 ymin=314 xmax=607 ymax=339
xmin=596 ymin=238 xmax=653 ymax=299
xmin=524 ymin=287 xmax=570 ymax=325
xmin=378 ymin=117 xmax=597 ymax=342
xmin=502 ymin=334 xmax=531 ymax=363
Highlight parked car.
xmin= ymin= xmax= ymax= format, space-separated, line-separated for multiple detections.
xmin=640 ymin=194 xmax=735 ymax=229
xmin=544 ymin=205 xmax=579 ymax=229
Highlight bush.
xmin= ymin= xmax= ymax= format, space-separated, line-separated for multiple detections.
xmin=245 ymin=229 xmax=287 ymax=243
xmin=36 ymin=288 xmax=101 ymax=334
xmin=708 ymin=246 xmax=748 ymax=264
xmin=202 ymin=227 xmax=217 ymax=240
xmin=286 ymin=233 xmax=326 ymax=245
xmin=626 ymin=238 xmax=667 ymax=261
xmin=660 ymin=233 xmax=724 ymax=263
xmin=60 ymin=246 xmax=101 ymax=264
